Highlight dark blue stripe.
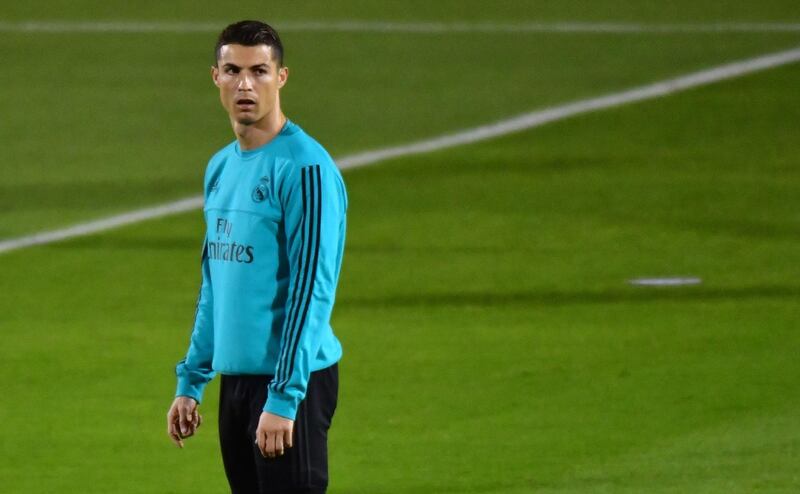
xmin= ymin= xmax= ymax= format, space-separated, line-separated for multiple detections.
xmin=273 ymin=166 xmax=318 ymax=389
xmin=272 ymin=168 xmax=310 ymax=388
xmin=277 ymin=166 xmax=319 ymax=388
xmin=280 ymin=165 xmax=322 ymax=393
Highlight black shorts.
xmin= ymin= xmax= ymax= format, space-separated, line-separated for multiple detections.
xmin=218 ymin=363 xmax=338 ymax=494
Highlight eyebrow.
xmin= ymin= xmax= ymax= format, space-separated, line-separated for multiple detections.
xmin=222 ymin=63 xmax=270 ymax=70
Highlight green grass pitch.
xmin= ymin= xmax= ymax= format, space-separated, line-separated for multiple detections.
xmin=0 ymin=2 xmax=799 ymax=493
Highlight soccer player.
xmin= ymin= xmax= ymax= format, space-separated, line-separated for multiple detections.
xmin=165 ymin=20 xmax=347 ymax=494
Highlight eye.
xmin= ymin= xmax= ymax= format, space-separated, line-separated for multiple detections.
xmin=224 ymin=67 xmax=238 ymax=75
xmin=256 ymin=68 xmax=267 ymax=75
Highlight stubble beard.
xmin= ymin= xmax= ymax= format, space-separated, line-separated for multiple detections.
xmin=233 ymin=109 xmax=260 ymax=126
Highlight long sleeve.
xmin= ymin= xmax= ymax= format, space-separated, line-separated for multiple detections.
xmin=265 ymin=162 xmax=347 ymax=419
xmin=174 ymin=238 xmax=216 ymax=403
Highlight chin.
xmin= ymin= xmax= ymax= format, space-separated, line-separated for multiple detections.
xmin=236 ymin=118 xmax=256 ymax=125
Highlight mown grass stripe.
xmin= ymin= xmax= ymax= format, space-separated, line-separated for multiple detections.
xmin=2 ymin=45 xmax=800 ymax=256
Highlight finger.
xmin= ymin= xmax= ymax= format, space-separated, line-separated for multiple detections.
xmin=170 ymin=431 xmax=185 ymax=448
xmin=264 ymin=431 xmax=276 ymax=458
xmin=284 ymin=426 xmax=293 ymax=449
xmin=178 ymin=406 xmax=191 ymax=436
xmin=283 ymin=422 xmax=294 ymax=448
xmin=196 ymin=411 xmax=203 ymax=430
xmin=167 ymin=419 xmax=176 ymax=440
xmin=256 ymin=430 xmax=267 ymax=458
xmin=172 ymin=417 xmax=189 ymax=443
xmin=168 ymin=421 xmax=184 ymax=448
xmin=167 ymin=407 xmax=179 ymax=429
xmin=181 ymin=414 xmax=196 ymax=438
xmin=275 ymin=433 xmax=284 ymax=457
xmin=182 ymin=405 xmax=198 ymax=436
xmin=191 ymin=409 xmax=199 ymax=433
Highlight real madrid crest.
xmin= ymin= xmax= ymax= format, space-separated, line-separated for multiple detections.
xmin=252 ymin=176 xmax=271 ymax=203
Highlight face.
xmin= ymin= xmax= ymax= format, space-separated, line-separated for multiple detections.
xmin=212 ymin=44 xmax=288 ymax=126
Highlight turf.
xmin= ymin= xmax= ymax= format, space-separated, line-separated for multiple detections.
xmin=3 ymin=1 xmax=800 ymax=23
xmin=1 ymin=18 xmax=799 ymax=237
xmin=1 ymin=3 xmax=800 ymax=493
xmin=2 ymin=50 xmax=799 ymax=493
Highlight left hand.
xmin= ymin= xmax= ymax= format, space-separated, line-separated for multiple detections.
xmin=255 ymin=412 xmax=294 ymax=458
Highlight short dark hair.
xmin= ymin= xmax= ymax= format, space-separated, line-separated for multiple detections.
xmin=215 ymin=20 xmax=284 ymax=66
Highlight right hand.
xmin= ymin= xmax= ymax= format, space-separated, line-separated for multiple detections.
xmin=167 ymin=396 xmax=202 ymax=448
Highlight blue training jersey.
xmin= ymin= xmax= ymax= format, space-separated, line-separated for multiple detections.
xmin=174 ymin=119 xmax=346 ymax=420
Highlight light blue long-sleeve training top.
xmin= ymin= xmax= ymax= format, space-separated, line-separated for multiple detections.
xmin=174 ymin=119 xmax=346 ymax=420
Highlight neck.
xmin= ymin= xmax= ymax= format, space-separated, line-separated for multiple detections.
xmin=233 ymin=108 xmax=287 ymax=151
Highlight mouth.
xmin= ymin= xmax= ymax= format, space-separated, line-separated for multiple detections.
xmin=235 ymin=98 xmax=256 ymax=110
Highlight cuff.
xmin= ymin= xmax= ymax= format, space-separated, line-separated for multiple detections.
xmin=264 ymin=392 xmax=300 ymax=420
xmin=175 ymin=378 xmax=205 ymax=404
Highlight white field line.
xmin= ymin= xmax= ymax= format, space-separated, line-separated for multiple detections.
xmin=1 ymin=20 xmax=800 ymax=34
xmin=628 ymin=277 xmax=703 ymax=286
xmin=1 ymin=45 xmax=800 ymax=255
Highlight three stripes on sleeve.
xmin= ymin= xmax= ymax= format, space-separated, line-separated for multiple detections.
xmin=270 ymin=164 xmax=322 ymax=394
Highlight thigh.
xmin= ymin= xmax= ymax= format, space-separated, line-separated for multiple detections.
xmin=219 ymin=375 xmax=260 ymax=494
xmin=252 ymin=363 xmax=339 ymax=493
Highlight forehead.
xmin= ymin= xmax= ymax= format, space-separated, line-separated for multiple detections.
xmin=217 ymin=44 xmax=277 ymax=66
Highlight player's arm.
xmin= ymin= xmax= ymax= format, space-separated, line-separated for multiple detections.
xmin=169 ymin=238 xmax=215 ymax=447
xmin=266 ymin=162 xmax=346 ymax=420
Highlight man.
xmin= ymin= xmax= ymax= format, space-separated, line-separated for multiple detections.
xmin=166 ymin=20 xmax=347 ymax=494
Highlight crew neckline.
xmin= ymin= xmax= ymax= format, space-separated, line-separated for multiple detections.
xmin=234 ymin=118 xmax=294 ymax=158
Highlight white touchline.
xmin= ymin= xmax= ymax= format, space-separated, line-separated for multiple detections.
xmin=1 ymin=20 xmax=800 ymax=34
xmin=1 ymin=45 xmax=800 ymax=255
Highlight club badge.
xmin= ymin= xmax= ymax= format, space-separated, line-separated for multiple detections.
xmin=252 ymin=176 xmax=271 ymax=203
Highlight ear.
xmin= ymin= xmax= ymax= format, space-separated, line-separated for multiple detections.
xmin=277 ymin=66 xmax=289 ymax=89
xmin=211 ymin=65 xmax=221 ymax=87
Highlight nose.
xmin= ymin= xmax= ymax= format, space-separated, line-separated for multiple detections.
xmin=236 ymin=71 xmax=254 ymax=91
